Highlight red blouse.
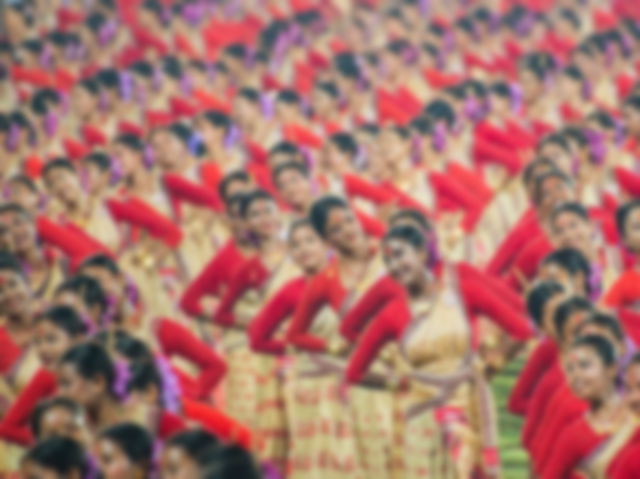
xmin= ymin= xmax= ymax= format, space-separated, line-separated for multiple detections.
xmin=248 ymin=277 xmax=307 ymax=355
xmin=522 ymin=360 xmax=564 ymax=449
xmin=604 ymin=270 xmax=640 ymax=310
xmin=155 ymin=319 xmax=227 ymax=401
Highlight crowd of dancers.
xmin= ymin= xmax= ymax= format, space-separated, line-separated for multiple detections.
xmin=2 ymin=0 xmax=640 ymax=477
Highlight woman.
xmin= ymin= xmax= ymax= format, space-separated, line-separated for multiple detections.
xmin=161 ymin=430 xmax=219 ymax=479
xmin=23 ymin=436 xmax=89 ymax=479
xmin=0 ymin=305 xmax=88 ymax=447
xmin=344 ymin=224 xmax=531 ymax=478
xmin=541 ymin=335 xmax=637 ymax=479
xmin=96 ymin=422 xmax=153 ymax=479
xmin=285 ymin=195 xmax=387 ymax=479
xmin=53 ymin=275 xmax=108 ymax=331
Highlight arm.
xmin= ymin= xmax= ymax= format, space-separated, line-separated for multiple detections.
xmin=182 ymin=398 xmax=253 ymax=450
xmin=248 ymin=278 xmax=305 ymax=355
xmin=353 ymin=208 xmax=387 ymax=238
xmin=0 ymin=369 xmax=57 ymax=445
xmin=459 ymin=267 xmax=534 ymax=341
xmin=155 ymin=319 xmax=227 ymax=401
xmin=163 ymin=173 xmax=224 ymax=212
xmin=343 ymin=174 xmax=397 ymax=206
xmin=340 ymin=275 xmax=406 ymax=342
xmin=285 ymin=274 xmax=333 ymax=352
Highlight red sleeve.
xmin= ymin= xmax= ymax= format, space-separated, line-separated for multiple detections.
xmin=345 ymin=300 xmax=409 ymax=383
xmin=0 ymin=369 xmax=57 ymax=445
xmin=458 ymin=265 xmax=534 ymax=340
xmin=612 ymin=445 xmax=640 ymax=479
xmin=248 ymin=278 xmax=305 ymax=355
xmin=182 ymin=398 xmax=253 ymax=449
xmin=447 ymin=163 xmax=493 ymax=204
xmin=508 ymin=339 xmax=557 ymax=415
xmin=353 ymin=208 xmax=387 ymax=238
xmin=504 ymin=235 xmax=553 ymax=292
xmin=155 ymin=319 xmax=227 ymax=401
xmin=0 ymin=328 xmax=23 ymax=375
xmin=179 ymin=242 xmax=239 ymax=316
xmin=213 ymin=259 xmax=268 ymax=327
xmin=603 ymin=273 xmax=633 ymax=309
xmin=158 ymin=410 xmax=187 ymax=440
xmin=459 ymin=263 xmax=525 ymax=312
xmin=522 ymin=364 xmax=563 ymax=448
xmin=339 ymin=275 xmax=406 ymax=342
xmin=615 ymin=167 xmax=640 ymax=198
xmin=163 ymin=173 xmax=223 ymax=212
xmin=473 ymin=136 xmax=523 ymax=175
xmin=285 ymin=273 xmax=333 ymax=352
xmin=343 ymin=174 xmax=396 ymax=205
xmin=486 ymin=210 xmax=540 ymax=276
xmin=36 ymin=216 xmax=106 ymax=264
xmin=541 ymin=420 xmax=603 ymax=479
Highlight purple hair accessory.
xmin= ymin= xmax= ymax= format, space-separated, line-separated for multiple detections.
xmin=588 ymin=262 xmax=603 ymax=302
xmin=432 ymin=122 xmax=448 ymax=152
xmin=143 ymin=144 xmax=156 ymax=169
xmin=225 ymin=124 xmax=240 ymax=149
xmin=6 ymin=123 xmax=20 ymax=152
xmin=410 ymin=135 xmax=422 ymax=165
xmin=614 ymin=120 xmax=626 ymax=147
xmin=584 ymin=128 xmax=607 ymax=165
xmin=109 ymin=155 xmax=124 ymax=186
xmin=43 ymin=112 xmax=59 ymax=137
xmin=419 ymin=0 xmax=429 ymax=15
xmin=154 ymin=356 xmax=181 ymax=412
xmin=113 ymin=359 xmax=131 ymax=400
xmin=509 ymin=83 xmax=523 ymax=113
xmin=80 ymin=313 xmax=97 ymax=335
xmin=98 ymin=21 xmax=117 ymax=47
xmin=152 ymin=67 xmax=163 ymax=92
xmin=463 ymin=96 xmax=482 ymax=122
xmin=582 ymin=79 xmax=592 ymax=100
xmin=180 ymin=75 xmax=192 ymax=95
xmin=261 ymin=461 xmax=283 ymax=479
xmin=188 ymin=132 xmax=204 ymax=156
xmin=119 ymin=71 xmax=133 ymax=102
xmin=182 ymin=3 xmax=205 ymax=26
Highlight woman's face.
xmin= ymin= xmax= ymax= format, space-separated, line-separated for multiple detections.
xmin=57 ymin=363 xmax=104 ymax=407
xmin=80 ymin=266 xmax=123 ymax=305
xmin=624 ymin=364 xmax=640 ymax=416
xmin=276 ymin=170 xmax=312 ymax=210
xmin=96 ymin=438 xmax=138 ymax=479
xmin=112 ymin=144 xmax=141 ymax=176
xmin=623 ymin=208 xmax=640 ymax=253
xmin=0 ymin=210 xmax=36 ymax=255
xmin=538 ymin=177 xmax=574 ymax=215
xmin=383 ymin=238 xmax=425 ymax=288
xmin=566 ymin=345 xmax=613 ymax=401
xmin=538 ymin=263 xmax=585 ymax=297
xmin=71 ymin=86 xmax=96 ymax=118
xmin=160 ymin=446 xmax=199 ymax=479
xmin=38 ymin=406 xmax=84 ymax=443
xmin=246 ymin=199 xmax=281 ymax=240
xmin=519 ymin=69 xmax=542 ymax=103
xmin=0 ymin=269 xmax=31 ymax=317
xmin=551 ymin=212 xmax=592 ymax=254
xmin=33 ymin=320 xmax=76 ymax=369
xmin=324 ymin=207 xmax=365 ymax=253
xmin=8 ymin=181 xmax=39 ymax=214
xmin=538 ymin=143 xmax=572 ymax=175
xmin=290 ymin=225 xmax=326 ymax=274
xmin=54 ymin=291 xmax=96 ymax=325
xmin=44 ymin=168 xmax=83 ymax=206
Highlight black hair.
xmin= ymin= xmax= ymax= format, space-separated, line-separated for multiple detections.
xmin=616 ymin=200 xmax=640 ymax=239
xmin=329 ymin=133 xmax=358 ymax=157
xmin=94 ymin=329 xmax=153 ymax=364
xmin=35 ymin=305 xmax=88 ymax=337
xmin=96 ymin=69 xmax=120 ymax=91
xmin=31 ymin=88 xmax=61 ymax=116
xmin=309 ymin=195 xmax=349 ymax=237
xmin=79 ymin=254 xmax=121 ymax=276
xmin=562 ymin=65 xmax=584 ymax=83
xmin=587 ymin=110 xmax=616 ymax=130
xmin=410 ymin=115 xmax=433 ymax=136
xmin=521 ymin=158 xmax=555 ymax=189
xmin=9 ymin=174 xmax=38 ymax=193
xmin=384 ymin=224 xmax=425 ymax=250
xmin=198 ymin=444 xmax=262 ymax=479
xmin=577 ymin=312 xmax=625 ymax=342
xmin=0 ymin=251 xmax=24 ymax=276
xmin=273 ymin=161 xmax=309 ymax=184
xmin=85 ymin=12 xmax=106 ymax=33
xmin=520 ymin=52 xmax=556 ymax=81
xmin=166 ymin=430 xmax=219 ymax=459
xmin=237 ymin=88 xmax=260 ymax=104
xmin=0 ymin=202 xmax=31 ymax=220
xmin=315 ymin=81 xmax=339 ymax=99
xmin=77 ymin=78 xmax=100 ymax=97
xmin=423 ymin=100 xmax=456 ymax=128
xmin=42 ymin=157 xmax=76 ymax=177
xmin=99 ymin=422 xmax=153 ymax=468
xmin=162 ymin=56 xmax=183 ymax=80
xmin=30 ymin=397 xmax=82 ymax=439
xmin=126 ymin=360 xmax=162 ymax=399
xmin=334 ymin=53 xmax=361 ymax=80
xmin=558 ymin=8 xmax=581 ymax=30
xmin=218 ymin=171 xmax=251 ymax=204
xmin=553 ymin=296 xmax=593 ymax=341
xmin=269 ymin=141 xmax=301 ymax=159
xmin=201 ymin=110 xmax=231 ymax=132
xmin=60 ymin=342 xmax=115 ymax=393
xmin=166 ymin=123 xmax=192 ymax=148
xmin=624 ymin=95 xmax=640 ymax=112
xmin=489 ymin=82 xmax=512 ymax=99
xmin=25 ymin=437 xmax=88 ymax=475
xmin=277 ymin=89 xmax=301 ymax=105
xmin=21 ymin=39 xmax=43 ymax=55
xmin=533 ymin=170 xmax=572 ymax=205
xmin=238 ymin=190 xmax=274 ymax=219
xmin=56 ymin=275 xmax=108 ymax=316
xmin=115 ymin=133 xmax=144 ymax=152
xmin=389 ymin=208 xmax=432 ymax=233
xmin=526 ymin=280 xmax=565 ymax=328
xmin=551 ymin=202 xmax=590 ymax=225
xmin=571 ymin=334 xmax=617 ymax=367
xmin=224 ymin=43 xmax=247 ymax=60
xmin=47 ymin=30 xmax=69 ymax=48
xmin=84 ymin=152 xmax=112 ymax=172
xmin=562 ymin=126 xmax=589 ymax=148
xmin=129 ymin=61 xmax=154 ymax=79
xmin=542 ymin=248 xmax=591 ymax=294
xmin=537 ymin=133 xmax=571 ymax=154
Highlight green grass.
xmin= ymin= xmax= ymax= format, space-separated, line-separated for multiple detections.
xmin=491 ymin=357 xmax=530 ymax=479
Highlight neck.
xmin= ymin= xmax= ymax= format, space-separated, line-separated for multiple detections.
xmin=408 ymin=269 xmax=435 ymax=298
xmin=259 ymin=235 xmax=284 ymax=254
xmin=90 ymin=395 xmax=118 ymax=428
xmin=590 ymin=386 xmax=618 ymax=414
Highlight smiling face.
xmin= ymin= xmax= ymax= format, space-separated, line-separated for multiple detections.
xmin=0 ymin=268 xmax=30 ymax=318
xmin=289 ymin=224 xmax=327 ymax=274
xmin=324 ymin=207 xmax=365 ymax=254
xmin=0 ymin=210 xmax=36 ymax=256
xmin=565 ymin=345 xmax=614 ymax=401
xmin=38 ymin=405 xmax=84 ymax=443
xmin=96 ymin=438 xmax=137 ymax=479
xmin=160 ymin=445 xmax=199 ymax=479
xmin=245 ymin=198 xmax=281 ymax=240
xmin=57 ymin=363 xmax=105 ymax=408
xmin=276 ymin=169 xmax=313 ymax=212
xmin=33 ymin=319 xmax=77 ymax=369
xmin=383 ymin=238 xmax=425 ymax=288
xmin=551 ymin=211 xmax=592 ymax=255
xmin=43 ymin=167 xmax=83 ymax=207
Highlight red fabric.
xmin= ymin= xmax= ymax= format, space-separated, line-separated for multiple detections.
xmin=158 ymin=410 xmax=187 ymax=439
xmin=283 ymin=123 xmax=324 ymax=149
xmin=504 ymin=234 xmax=554 ymax=292
xmin=170 ymin=96 xmax=199 ymax=117
xmin=212 ymin=257 xmax=269 ymax=327
xmin=615 ymin=167 xmax=640 ymax=197
xmin=486 ymin=209 xmax=541 ymax=276
xmin=0 ymin=368 xmax=56 ymax=445
xmin=343 ymin=174 xmax=397 ymax=206
xmin=0 ymin=328 xmax=22 ymax=376
xmin=604 ymin=270 xmax=640 ymax=310
xmin=353 ymin=208 xmax=387 ymax=238
xmin=248 ymin=277 xmax=307 ymax=355
xmin=522 ymin=360 xmax=564 ymax=449
xmin=179 ymin=240 xmax=246 ymax=317
xmin=36 ymin=216 xmax=110 ymax=267
xmin=156 ymin=319 xmax=227 ymax=400
xmin=508 ymin=339 xmax=557 ymax=415
xmin=182 ymin=398 xmax=253 ymax=449
xmin=118 ymin=121 xmax=145 ymax=137
xmin=163 ymin=173 xmax=224 ymax=215
xmin=541 ymin=417 xmax=606 ymax=479
xmin=63 ymin=138 xmax=90 ymax=161
xmin=82 ymin=125 xmax=108 ymax=147
xmin=286 ymin=261 xmax=347 ymax=352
